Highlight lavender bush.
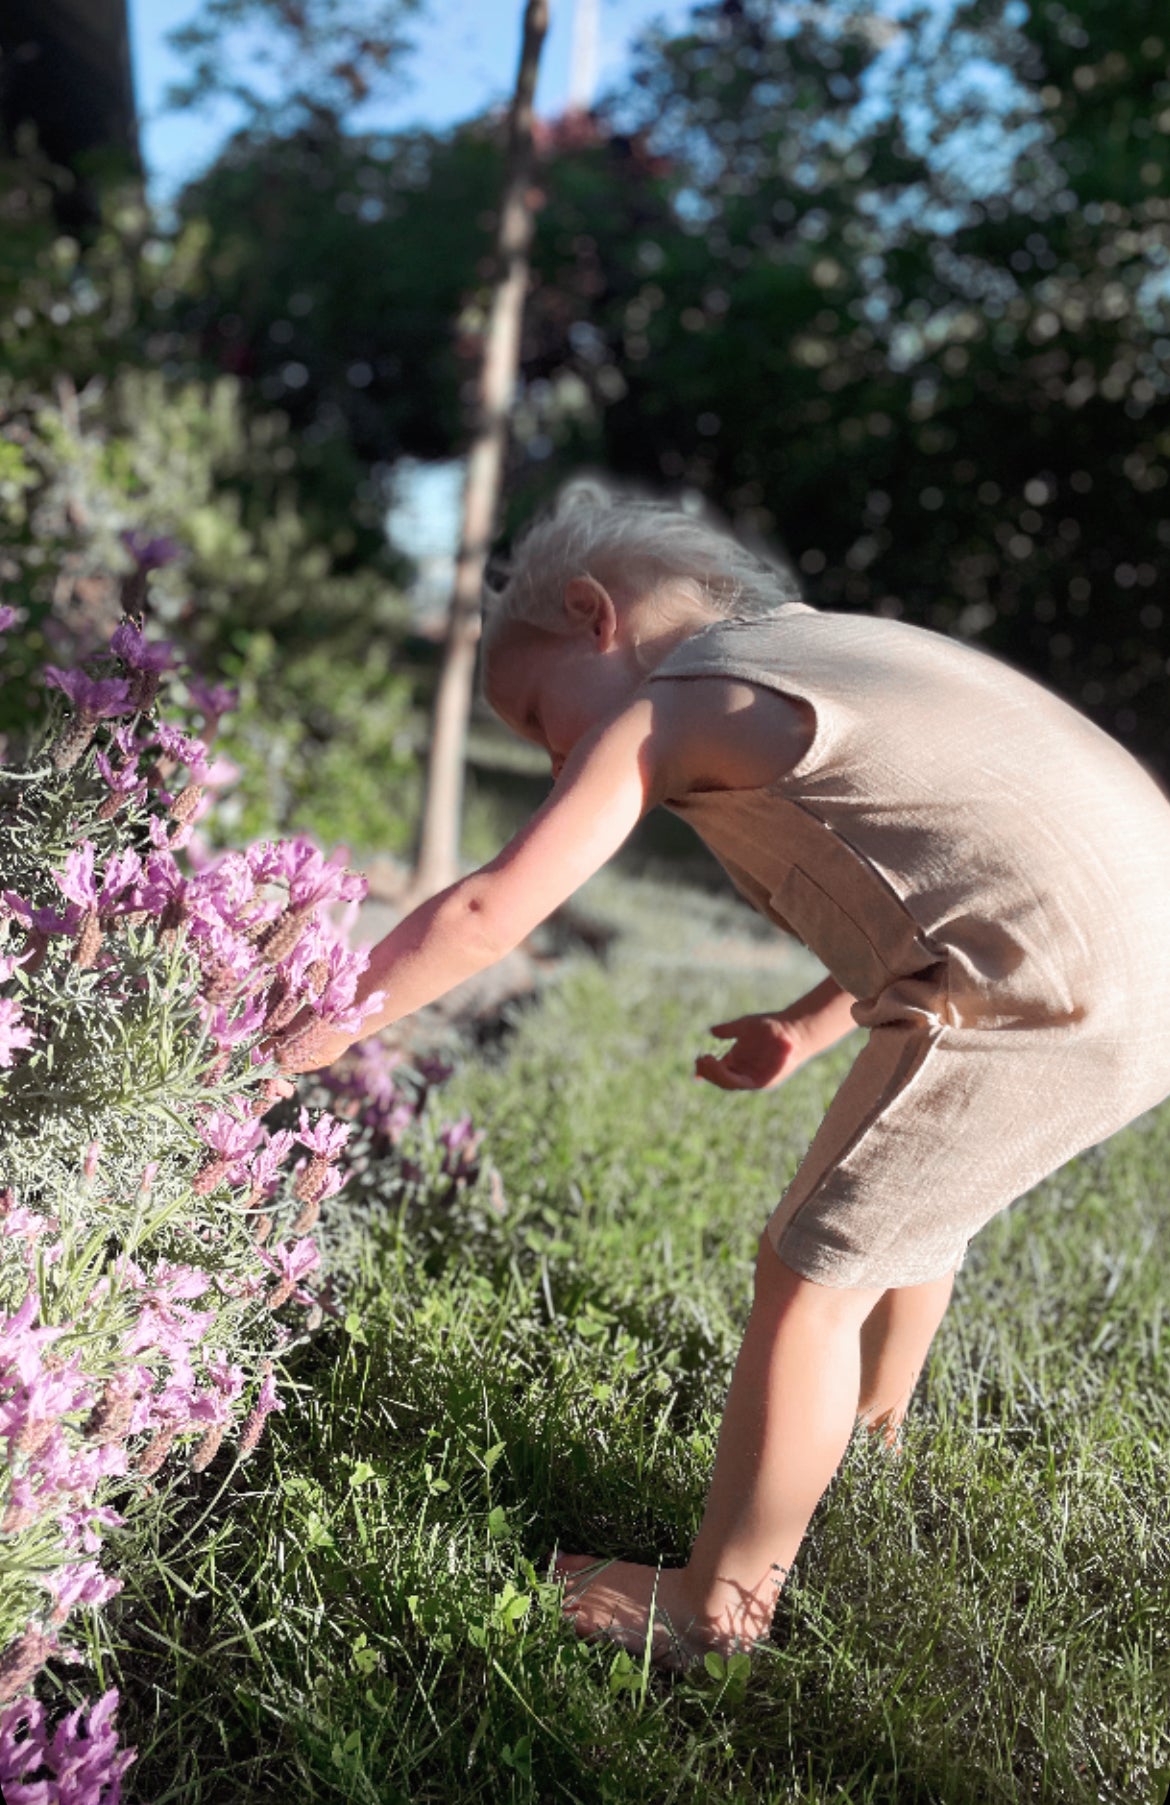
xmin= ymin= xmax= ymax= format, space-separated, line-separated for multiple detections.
xmin=0 ymin=593 xmax=398 ymax=1797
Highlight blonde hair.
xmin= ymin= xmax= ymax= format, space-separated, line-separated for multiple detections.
xmin=481 ymin=479 xmax=802 ymax=669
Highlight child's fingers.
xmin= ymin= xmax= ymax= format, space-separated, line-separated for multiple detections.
xmin=694 ymin=1053 xmax=754 ymax=1089
xmin=708 ymin=1017 xmax=753 ymax=1038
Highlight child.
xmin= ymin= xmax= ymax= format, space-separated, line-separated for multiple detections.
xmin=282 ymin=485 xmax=1170 ymax=1670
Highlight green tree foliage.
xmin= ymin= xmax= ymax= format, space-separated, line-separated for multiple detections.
xmin=171 ymin=111 xmax=683 ymax=562
xmin=177 ymin=120 xmax=499 ymax=471
xmin=211 ymin=630 xmax=418 ymax=856
xmin=522 ymin=0 xmax=1170 ymax=768
xmin=165 ymin=0 xmax=422 ymax=129
xmin=172 ymin=1 xmax=1169 ymax=771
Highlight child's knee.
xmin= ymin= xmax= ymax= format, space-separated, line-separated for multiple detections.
xmin=754 ymin=1229 xmax=797 ymax=1293
xmin=752 ymin=1232 xmax=880 ymax=1323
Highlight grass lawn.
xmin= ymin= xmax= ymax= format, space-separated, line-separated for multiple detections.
xmin=92 ymin=891 xmax=1170 ymax=1804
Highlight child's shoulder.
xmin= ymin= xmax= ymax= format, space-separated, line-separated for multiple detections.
xmin=643 ymin=625 xmax=815 ymax=798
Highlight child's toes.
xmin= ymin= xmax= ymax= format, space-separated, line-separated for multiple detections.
xmin=551 ymin=1552 xmax=611 ymax=1596
xmin=552 ymin=1552 xmax=595 ymax=1577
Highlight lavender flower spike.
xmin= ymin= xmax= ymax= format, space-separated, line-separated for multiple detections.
xmin=44 ymin=670 xmax=134 ymax=723
xmin=185 ymin=676 xmax=238 ymax=722
xmin=295 ymin=1108 xmax=352 ymax=1160
xmin=237 ymin=1360 xmax=284 ymax=1456
xmin=120 ymin=529 xmax=181 ymax=571
xmin=111 ymin=622 xmax=177 ymax=675
xmin=44 ymin=669 xmax=134 ymax=769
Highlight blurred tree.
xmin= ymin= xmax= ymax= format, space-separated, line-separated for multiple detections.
xmin=173 ymin=111 xmax=679 ymax=543
xmin=166 ymin=0 xmax=1170 ymax=777
xmin=513 ymin=0 xmax=1170 ymax=770
xmin=176 ymin=122 xmax=497 ymax=509
xmin=0 ymin=0 xmax=142 ymax=232
xmin=165 ymin=0 xmax=422 ymax=132
xmin=411 ymin=0 xmax=550 ymax=899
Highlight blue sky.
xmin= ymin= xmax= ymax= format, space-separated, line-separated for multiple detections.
xmin=128 ymin=0 xmax=694 ymax=200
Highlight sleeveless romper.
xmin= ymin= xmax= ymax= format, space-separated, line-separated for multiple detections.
xmin=648 ymin=607 xmax=1170 ymax=1289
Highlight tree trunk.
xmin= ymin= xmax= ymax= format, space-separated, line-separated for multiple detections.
xmin=409 ymin=0 xmax=551 ymax=902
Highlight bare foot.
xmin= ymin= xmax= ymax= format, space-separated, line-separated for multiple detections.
xmin=552 ymin=1555 xmax=774 ymax=1672
xmin=859 ymin=1408 xmax=906 ymax=1456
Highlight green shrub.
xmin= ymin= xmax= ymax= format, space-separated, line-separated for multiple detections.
xmin=211 ymin=630 xmax=420 ymax=857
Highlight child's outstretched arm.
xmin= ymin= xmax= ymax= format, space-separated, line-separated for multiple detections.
xmin=278 ymin=696 xmax=673 ymax=1070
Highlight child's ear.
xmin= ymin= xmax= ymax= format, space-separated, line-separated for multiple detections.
xmin=563 ymin=575 xmax=617 ymax=646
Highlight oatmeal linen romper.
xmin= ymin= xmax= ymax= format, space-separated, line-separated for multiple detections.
xmin=648 ymin=608 xmax=1170 ymax=1289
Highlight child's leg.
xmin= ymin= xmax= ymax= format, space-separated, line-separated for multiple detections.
xmin=856 ymin=1266 xmax=956 ymax=1449
xmin=556 ymin=1235 xmax=885 ymax=1664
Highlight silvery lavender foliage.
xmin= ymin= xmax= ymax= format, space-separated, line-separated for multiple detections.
xmin=0 ymin=601 xmax=384 ymax=1763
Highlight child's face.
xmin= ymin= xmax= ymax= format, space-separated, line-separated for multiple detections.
xmin=484 ymin=610 xmax=644 ymax=780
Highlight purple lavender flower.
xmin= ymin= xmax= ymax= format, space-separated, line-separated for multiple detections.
xmin=108 ymin=723 xmax=140 ymax=761
xmin=47 ymin=1559 xmax=123 ymax=1619
xmin=60 ymin=1504 xmax=125 ymax=1556
xmin=120 ymin=529 xmax=181 ymax=571
xmin=0 ymin=1687 xmax=136 ymax=1803
xmin=201 ymin=1359 xmax=244 ymax=1409
xmin=110 ymin=622 xmax=177 ymax=674
xmin=186 ymin=908 xmax=263 ymax=991
xmin=0 ymin=947 xmax=31 ymax=983
xmin=94 ymin=749 xmax=147 ymax=810
xmin=260 ymin=1237 xmax=321 ymax=1294
xmin=295 ymin=1108 xmax=351 ymax=1160
xmin=142 ymin=849 xmax=186 ymax=919
xmin=0 ymin=605 xmax=22 ymax=633
xmin=438 ymin=1113 xmax=485 ymax=1179
xmin=0 ymin=999 xmax=35 ymax=1069
xmin=318 ymin=1164 xmax=348 ymax=1201
xmin=53 ymin=844 xmax=143 ymax=921
xmin=185 ymin=676 xmax=238 ymax=721
xmin=12 ymin=1424 xmax=130 ymax=1519
xmin=246 ymin=1129 xmax=296 ymax=1195
xmin=3 ymin=888 xmax=72 ymax=937
xmin=197 ymin=753 xmax=241 ymax=791
xmin=0 ymin=1206 xmax=53 ymax=1244
xmin=197 ymin=1109 xmax=265 ymax=1164
xmin=237 ymin=1361 xmax=284 ymax=1455
xmin=153 ymin=723 xmax=207 ymax=768
xmin=313 ymin=943 xmax=368 ymax=1016
xmin=255 ymin=1365 xmax=282 ymax=1417
xmin=381 ymin=1099 xmax=420 ymax=1144
xmin=122 ymin=1301 xmax=215 ymax=1368
xmin=0 ymin=1294 xmax=64 ymax=1385
xmin=249 ymin=838 xmax=365 ymax=912
xmin=199 ymin=994 xmax=266 ymax=1051
xmin=146 ymin=1262 xmax=212 ymax=1304
xmin=0 ymin=1351 xmax=94 ymax=1458
xmin=316 ymin=1038 xmax=413 ymax=1138
xmin=324 ymin=988 xmax=387 ymax=1038
xmin=43 ymin=669 xmax=134 ymax=722
xmin=439 ymin=1115 xmax=484 ymax=1157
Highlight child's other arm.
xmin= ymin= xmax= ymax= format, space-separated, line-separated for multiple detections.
xmin=695 ymin=976 xmax=857 ymax=1092
xmin=283 ymin=697 xmax=673 ymax=1066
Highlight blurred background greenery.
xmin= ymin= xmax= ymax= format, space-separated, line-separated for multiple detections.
xmin=2 ymin=0 xmax=1167 ymax=871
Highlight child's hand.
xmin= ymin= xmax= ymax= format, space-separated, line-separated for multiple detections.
xmin=261 ymin=1014 xmax=354 ymax=1077
xmin=694 ymin=1012 xmax=809 ymax=1091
